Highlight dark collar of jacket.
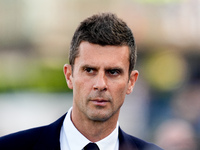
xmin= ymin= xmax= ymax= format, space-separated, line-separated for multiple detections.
xmin=0 ymin=113 xmax=162 ymax=150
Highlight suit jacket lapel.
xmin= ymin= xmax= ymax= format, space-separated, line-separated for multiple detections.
xmin=33 ymin=114 xmax=66 ymax=150
xmin=118 ymin=127 xmax=139 ymax=150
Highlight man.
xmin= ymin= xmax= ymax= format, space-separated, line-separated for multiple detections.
xmin=0 ymin=13 xmax=162 ymax=150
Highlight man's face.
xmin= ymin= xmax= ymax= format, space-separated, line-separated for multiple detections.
xmin=64 ymin=41 xmax=138 ymax=122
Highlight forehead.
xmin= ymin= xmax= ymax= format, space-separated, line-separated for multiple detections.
xmin=74 ymin=41 xmax=130 ymax=69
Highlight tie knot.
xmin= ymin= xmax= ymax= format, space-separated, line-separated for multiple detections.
xmin=84 ymin=142 xmax=100 ymax=150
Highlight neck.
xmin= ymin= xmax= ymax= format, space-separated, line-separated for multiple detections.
xmin=71 ymin=109 xmax=119 ymax=142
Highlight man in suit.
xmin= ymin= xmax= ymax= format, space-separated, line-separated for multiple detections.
xmin=0 ymin=12 xmax=162 ymax=150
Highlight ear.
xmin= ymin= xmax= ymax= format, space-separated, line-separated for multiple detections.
xmin=64 ymin=64 xmax=73 ymax=89
xmin=126 ymin=70 xmax=139 ymax=95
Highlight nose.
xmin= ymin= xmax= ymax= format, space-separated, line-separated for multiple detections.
xmin=93 ymin=72 xmax=107 ymax=91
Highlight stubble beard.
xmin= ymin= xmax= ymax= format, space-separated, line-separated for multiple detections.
xmin=84 ymin=91 xmax=121 ymax=122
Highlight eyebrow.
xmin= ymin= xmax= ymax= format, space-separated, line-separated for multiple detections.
xmin=106 ymin=67 xmax=124 ymax=74
xmin=81 ymin=64 xmax=124 ymax=73
xmin=81 ymin=64 xmax=99 ymax=70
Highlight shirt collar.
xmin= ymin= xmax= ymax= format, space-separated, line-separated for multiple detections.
xmin=63 ymin=107 xmax=119 ymax=150
xmin=96 ymin=121 xmax=119 ymax=150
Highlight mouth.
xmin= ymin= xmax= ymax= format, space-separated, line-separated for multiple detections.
xmin=90 ymin=99 xmax=110 ymax=107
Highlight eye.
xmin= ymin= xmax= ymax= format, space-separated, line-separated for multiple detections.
xmin=84 ymin=67 xmax=95 ymax=74
xmin=107 ymin=69 xmax=121 ymax=76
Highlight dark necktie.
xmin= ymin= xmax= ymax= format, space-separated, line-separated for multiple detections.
xmin=84 ymin=142 xmax=100 ymax=150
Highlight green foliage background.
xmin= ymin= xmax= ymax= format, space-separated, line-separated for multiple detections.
xmin=0 ymin=61 xmax=71 ymax=93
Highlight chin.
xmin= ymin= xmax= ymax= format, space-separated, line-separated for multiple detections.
xmin=88 ymin=111 xmax=114 ymax=122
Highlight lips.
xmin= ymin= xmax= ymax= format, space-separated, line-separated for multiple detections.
xmin=90 ymin=99 xmax=110 ymax=106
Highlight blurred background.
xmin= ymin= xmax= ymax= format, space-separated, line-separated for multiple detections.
xmin=0 ymin=0 xmax=200 ymax=149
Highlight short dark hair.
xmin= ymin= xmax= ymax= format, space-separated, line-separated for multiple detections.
xmin=69 ymin=12 xmax=137 ymax=75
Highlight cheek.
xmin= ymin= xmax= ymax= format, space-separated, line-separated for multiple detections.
xmin=110 ymin=82 xmax=128 ymax=101
xmin=73 ymin=77 xmax=93 ymax=97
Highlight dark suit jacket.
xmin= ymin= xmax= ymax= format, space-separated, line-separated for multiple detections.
xmin=0 ymin=114 xmax=163 ymax=150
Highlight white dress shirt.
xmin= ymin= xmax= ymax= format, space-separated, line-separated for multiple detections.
xmin=60 ymin=107 xmax=119 ymax=150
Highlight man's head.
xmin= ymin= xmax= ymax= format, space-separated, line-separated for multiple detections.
xmin=69 ymin=12 xmax=137 ymax=75
xmin=64 ymin=12 xmax=138 ymax=130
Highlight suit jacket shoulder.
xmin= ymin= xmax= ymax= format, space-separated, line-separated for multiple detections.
xmin=118 ymin=127 xmax=163 ymax=150
xmin=0 ymin=114 xmax=66 ymax=150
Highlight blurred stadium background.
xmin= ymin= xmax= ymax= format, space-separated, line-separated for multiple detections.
xmin=0 ymin=0 xmax=200 ymax=149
